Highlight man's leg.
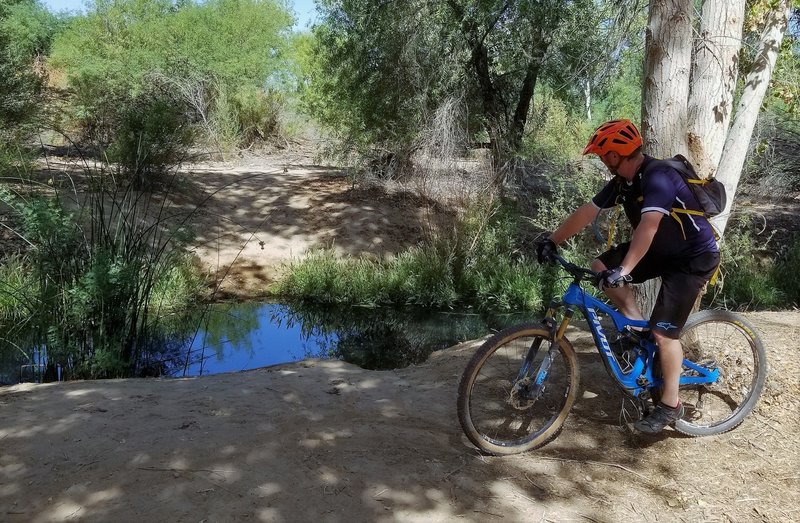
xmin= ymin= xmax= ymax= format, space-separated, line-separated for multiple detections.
xmin=653 ymin=331 xmax=682 ymax=408
xmin=632 ymin=330 xmax=685 ymax=434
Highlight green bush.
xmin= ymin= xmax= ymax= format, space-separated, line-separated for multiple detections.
xmin=709 ymin=219 xmax=782 ymax=309
xmin=276 ymin=201 xmax=555 ymax=312
xmin=50 ymin=0 xmax=294 ymax=154
xmin=0 ymin=177 xmax=206 ymax=379
xmin=106 ymin=85 xmax=194 ymax=187
xmin=231 ymin=86 xmax=284 ymax=146
xmin=521 ymin=89 xmax=591 ymax=164
xmin=0 ymin=0 xmax=57 ymax=134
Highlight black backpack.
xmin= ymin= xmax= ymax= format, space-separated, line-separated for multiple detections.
xmin=644 ymin=154 xmax=727 ymax=219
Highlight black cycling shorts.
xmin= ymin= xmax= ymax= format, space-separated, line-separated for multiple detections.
xmin=597 ymin=243 xmax=720 ymax=339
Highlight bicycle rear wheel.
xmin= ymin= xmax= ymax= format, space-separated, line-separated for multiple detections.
xmin=675 ymin=310 xmax=767 ymax=437
xmin=457 ymin=324 xmax=579 ymax=455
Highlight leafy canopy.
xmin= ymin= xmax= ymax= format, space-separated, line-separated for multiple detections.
xmin=0 ymin=0 xmax=61 ymax=134
xmin=50 ymin=0 xmax=294 ymax=94
xmin=304 ymin=0 xmax=633 ymax=162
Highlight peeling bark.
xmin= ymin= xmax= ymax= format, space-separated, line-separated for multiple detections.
xmin=641 ymin=0 xmax=692 ymax=158
xmin=713 ymin=1 xmax=791 ymax=235
xmin=686 ymin=0 xmax=746 ymax=177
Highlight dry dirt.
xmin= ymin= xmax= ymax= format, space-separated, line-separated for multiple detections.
xmin=1 ymin=153 xmax=799 ymax=522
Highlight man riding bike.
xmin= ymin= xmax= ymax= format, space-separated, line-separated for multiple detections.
xmin=537 ymin=119 xmax=720 ymax=434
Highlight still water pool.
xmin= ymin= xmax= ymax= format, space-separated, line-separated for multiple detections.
xmin=165 ymin=302 xmax=530 ymax=377
xmin=0 ymin=302 xmax=531 ymax=383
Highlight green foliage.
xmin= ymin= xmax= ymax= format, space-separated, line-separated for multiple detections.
xmin=0 ymin=0 xmax=61 ymax=144
xmin=1 ymin=0 xmax=62 ymax=57
xmin=303 ymin=1 xmax=454 ymax=164
xmin=520 ymin=162 xmax=606 ymax=237
xmin=150 ymin=256 xmax=208 ymax=314
xmin=229 ymin=86 xmax=284 ymax=147
xmin=543 ymin=1 xmax=644 ymax=120
xmin=521 ymin=88 xmax=592 ymax=164
xmin=168 ymin=0 xmax=293 ymax=86
xmin=389 ymin=244 xmax=458 ymax=307
xmin=769 ymin=28 xmax=798 ymax=113
xmin=0 ymin=255 xmax=37 ymax=320
xmin=105 ymin=83 xmax=195 ymax=186
xmin=306 ymin=0 xmax=602 ymax=167
xmin=49 ymin=0 xmax=294 ymax=151
xmin=591 ymin=47 xmax=644 ymax=125
xmin=707 ymin=216 xmax=783 ymax=309
xmin=0 ymin=174 xmax=206 ymax=379
xmin=277 ymin=201 xmax=552 ymax=312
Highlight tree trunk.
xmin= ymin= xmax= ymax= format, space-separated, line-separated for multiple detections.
xmin=638 ymin=0 xmax=791 ymax=314
xmin=686 ymin=0 xmax=746 ymax=177
xmin=508 ymin=34 xmax=551 ymax=152
xmin=638 ymin=0 xmax=693 ymax=314
xmin=712 ymin=1 xmax=791 ymax=235
xmin=641 ymin=0 xmax=692 ymax=158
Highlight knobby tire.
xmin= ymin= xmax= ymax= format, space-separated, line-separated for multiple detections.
xmin=457 ymin=324 xmax=579 ymax=455
xmin=674 ymin=310 xmax=767 ymax=437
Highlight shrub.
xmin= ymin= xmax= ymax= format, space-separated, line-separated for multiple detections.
xmin=708 ymin=217 xmax=782 ymax=309
xmin=50 ymin=0 xmax=294 ymax=155
xmin=231 ymin=86 xmax=284 ymax=147
xmin=276 ymin=200 xmax=554 ymax=312
xmin=771 ymin=238 xmax=800 ymax=307
xmin=520 ymin=89 xmax=591 ymax=164
xmin=0 ymin=174 xmax=206 ymax=379
xmin=106 ymin=84 xmax=195 ymax=187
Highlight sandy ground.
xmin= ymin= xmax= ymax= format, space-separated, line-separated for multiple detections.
xmin=2 ymin=154 xmax=799 ymax=522
xmin=170 ymin=154 xmax=457 ymax=299
xmin=1 ymin=311 xmax=798 ymax=522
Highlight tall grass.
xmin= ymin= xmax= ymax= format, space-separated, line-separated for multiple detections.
xmin=276 ymin=201 xmax=554 ymax=312
xmin=0 ymin=138 xmax=208 ymax=379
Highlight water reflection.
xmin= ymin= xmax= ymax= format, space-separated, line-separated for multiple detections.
xmin=1 ymin=302 xmax=532 ymax=383
xmin=163 ymin=302 xmax=530 ymax=376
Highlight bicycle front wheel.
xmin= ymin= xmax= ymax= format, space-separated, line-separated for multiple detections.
xmin=675 ymin=310 xmax=767 ymax=437
xmin=457 ymin=324 xmax=579 ymax=455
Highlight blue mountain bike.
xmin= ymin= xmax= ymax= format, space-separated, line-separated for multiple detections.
xmin=457 ymin=253 xmax=767 ymax=455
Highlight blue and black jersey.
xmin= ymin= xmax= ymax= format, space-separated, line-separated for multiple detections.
xmin=591 ymin=155 xmax=719 ymax=259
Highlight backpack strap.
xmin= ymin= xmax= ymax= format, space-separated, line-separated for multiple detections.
xmin=606 ymin=206 xmax=622 ymax=250
xmin=672 ymin=208 xmax=705 ymax=217
xmin=643 ymin=156 xmax=712 ymax=235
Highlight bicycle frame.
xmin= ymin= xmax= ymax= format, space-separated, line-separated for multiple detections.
xmin=544 ymin=281 xmax=719 ymax=398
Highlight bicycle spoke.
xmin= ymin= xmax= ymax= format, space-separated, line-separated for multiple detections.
xmin=458 ymin=326 xmax=579 ymax=453
xmin=674 ymin=311 xmax=766 ymax=436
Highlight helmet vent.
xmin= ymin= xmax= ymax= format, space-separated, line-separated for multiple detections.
xmin=583 ymin=119 xmax=642 ymax=157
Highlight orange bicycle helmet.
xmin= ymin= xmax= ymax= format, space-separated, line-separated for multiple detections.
xmin=582 ymin=119 xmax=642 ymax=157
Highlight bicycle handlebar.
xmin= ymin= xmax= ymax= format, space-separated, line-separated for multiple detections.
xmin=546 ymin=252 xmax=601 ymax=285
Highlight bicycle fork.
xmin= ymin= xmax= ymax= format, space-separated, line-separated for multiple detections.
xmin=516 ymin=303 xmax=574 ymax=403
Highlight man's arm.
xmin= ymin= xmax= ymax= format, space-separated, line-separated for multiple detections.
xmin=620 ymin=211 xmax=663 ymax=274
xmin=550 ymin=203 xmax=599 ymax=244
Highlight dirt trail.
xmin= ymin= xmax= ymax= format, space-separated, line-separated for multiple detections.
xmin=1 ymin=311 xmax=798 ymax=522
xmin=1 ymin=156 xmax=799 ymax=522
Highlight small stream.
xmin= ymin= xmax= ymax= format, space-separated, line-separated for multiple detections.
xmin=1 ymin=302 xmax=532 ymax=383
